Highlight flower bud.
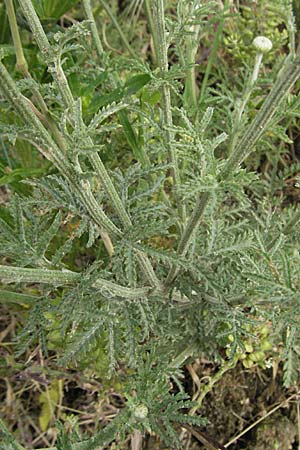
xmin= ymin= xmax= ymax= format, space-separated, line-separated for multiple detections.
xmin=133 ymin=404 xmax=148 ymax=420
xmin=252 ymin=36 xmax=273 ymax=54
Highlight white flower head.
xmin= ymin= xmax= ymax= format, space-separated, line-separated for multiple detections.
xmin=133 ymin=404 xmax=149 ymax=420
xmin=252 ymin=36 xmax=273 ymax=54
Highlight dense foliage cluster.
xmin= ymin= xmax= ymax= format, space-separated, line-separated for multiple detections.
xmin=0 ymin=0 xmax=300 ymax=448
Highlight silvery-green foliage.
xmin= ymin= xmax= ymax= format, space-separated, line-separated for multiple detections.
xmin=1 ymin=0 xmax=300 ymax=447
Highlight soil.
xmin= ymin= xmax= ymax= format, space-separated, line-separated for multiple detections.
xmin=177 ymin=362 xmax=298 ymax=450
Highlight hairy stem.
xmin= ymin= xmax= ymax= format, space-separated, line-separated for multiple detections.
xmin=82 ymin=0 xmax=104 ymax=56
xmin=5 ymin=0 xmax=68 ymax=154
xmin=0 ymin=265 xmax=151 ymax=299
xmin=228 ymin=51 xmax=263 ymax=155
xmin=166 ymin=192 xmax=210 ymax=284
xmin=182 ymin=2 xmax=201 ymax=111
xmin=18 ymin=0 xmax=74 ymax=107
xmin=198 ymin=1 xmax=228 ymax=106
xmin=223 ymin=54 xmax=300 ymax=178
xmin=19 ymin=0 xmax=128 ymax=228
xmin=0 ymin=61 xmax=65 ymax=173
xmin=144 ymin=0 xmax=158 ymax=63
xmin=152 ymin=0 xmax=186 ymax=223
xmin=184 ymin=34 xmax=199 ymax=111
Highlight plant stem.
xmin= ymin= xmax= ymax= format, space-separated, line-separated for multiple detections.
xmin=222 ymin=54 xmax=300 ymax=178
xmin=189 ymin=359 xmax=236 ymax=415
xmin=19 ymin=0 xmax=127 ymax=228
xmin=82 ymin=0 xmax=104 ymax=56
xmin=198 ymin=1 xmax=228 ymax=106
xmin=182 ymin=3 xmax=201 ymax=111
xmin=0 ymin=61 xmax=65 ymax=173
xmin=144 ymin=0 xmax=158 ymax=63
xmin=4 ymin=0 xmax=28 ymax=75
xmin=184 ymin=34 xmax=199 ymax=111
xmin=166 ymin=192 xmax=210 ymax=284
xmin=0 ymin=265 xmax=152 ymax=299
xmin=228 ymin=51 xmax=263 ymax=155
xmin=152 ymin=0 xmax=186 ymax=223
xmin=18 ymin=1 xmax=119 ymax=250
xmin=99 ymin=0 xmax=137 ymax=59
xmin=4 ymin=0 xmax=69 ymax=154
xmin=18 ymin=0 xmax=74 ymax=107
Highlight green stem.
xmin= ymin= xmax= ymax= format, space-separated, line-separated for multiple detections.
xmin=4 ymin=0 xmax=28 ymax=75
xmin=184 ymin=37 xmax=198 ymax=110
xmin=152 ymin=0 xmax=186 ymax=223
xmin=19 ymin=0 xmax=74 ymax=107
xmin=5 ymin=0 xmax=68 ymax=154
xmin=228 ymin=52 xmax=263 ymax=155
xmin=144 ymin=0 xmax=158 ymax=64
xmin=183 ymin=2 xmax=200 ymax=111
xmin=19 ymin=0 xmax=129 ymax=229
xmin=18 ymin=0 xmax=119 ymax=251
xmin=0 ymin=265 xmax=151 ymax=299
xmin=0 ymin=61 xmax=65 ymax=172
xmin=166 ymin=192 xmax=210 ymax=284
xmin=0 ymin=6 xmax=9 ymax=43
xmin=223 ymin=54 xmax=300 ymax=178
xmin=82 ymin=0 xmax=104 ymax=56
xmin=189 ymin=359 xmax=235 ymax=415
xmin=198 ymin=1 xmax=228 ymax=106
xmin=99 ymin=0 xmax=137 ymax=58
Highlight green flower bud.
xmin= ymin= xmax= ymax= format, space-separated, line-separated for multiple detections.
xmin=244 ymin=342 xmax=253 ymax=353
xmin=243 ymin=359 xmax=254 ymax=369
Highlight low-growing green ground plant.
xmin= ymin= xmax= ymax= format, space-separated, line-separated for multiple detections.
xmin=1 ymin=0 xmax=300 ymax=448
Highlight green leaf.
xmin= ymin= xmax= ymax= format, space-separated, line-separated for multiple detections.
xmin=124 ymin=74 xmax=151 ymax=96
xmin=38 ymin=381 xmax=61 ymax=432
xmin=0 ymin=289 xmax=37 ymax=306
xmin=31 ymin=0 xmax=78 ymax=19
xmin=0 ymin=167 xmax=46 ymax=186
xmin=85 ymin=74 xmax=151 ymax=115
xmin=283 ymin=349 xmax=298 ymax=387
xmin=88 ymin=102 xmax=128 ymax=130
xmin=0 ymin=4 xmax=11 ymax=45
xmin=35 ymin=211 xmax=62 ymax=260
xmin=59 ymin=321 xmax=104 ymax=366
xmin=118 ymin=110 xmax=149 ymax=166
xmin=141 ymin=88 xmax=161 ymax=105
xmin=0 ymin=418 xmax=25 ymax=450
